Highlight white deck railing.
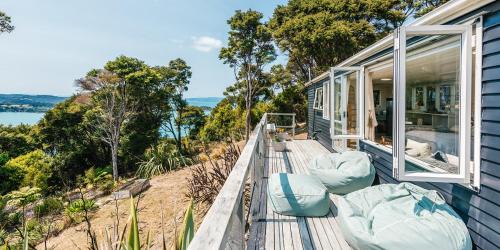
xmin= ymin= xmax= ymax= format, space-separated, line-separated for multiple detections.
xmin=189 ymin=113 xmax=295 ymax=250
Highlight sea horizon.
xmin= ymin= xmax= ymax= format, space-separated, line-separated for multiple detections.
xmin=0 ymin=96 xmax=223 ymax=126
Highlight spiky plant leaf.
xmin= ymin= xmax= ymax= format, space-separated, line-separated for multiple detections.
xmin=175 ymin=200 xmax=195 ymax=250
xmin=127 ymin=197 xmax=140 ymax=250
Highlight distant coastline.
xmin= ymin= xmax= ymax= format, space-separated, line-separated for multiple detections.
xmin=0 ymin=95 xmax=223 ymax=126
xmin=0 ymin=94 xmax=67 ymax=113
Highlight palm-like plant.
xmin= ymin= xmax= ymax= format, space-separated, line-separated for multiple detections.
xmin=136 ymin=143 xmax=192 ymax=178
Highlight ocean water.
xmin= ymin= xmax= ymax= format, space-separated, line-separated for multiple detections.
xmin=0 ymin=97 xmax=223 ymax=126
xmin=0 ymin=112 xmax=45 ymax=126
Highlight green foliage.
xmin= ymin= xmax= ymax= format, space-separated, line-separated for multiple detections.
xmin=269 ymin=0 xmax=451 ymax=81
xmin=199 ymin=98 xmax=245 ymax=142
xmin=83 ymin=166 xmax=113 ymax=188
xmin=0 ymin=125 xmax=35 ymax=158
xmin=136 ymin=142 xmax=192 ymax=178
xmin=5 ymin=150 xmax=54 ymax=194
xmin=180 ymin=105 xmax=206 ymax=140
xmin=36 ymin=96 xmax=104 ymax=188
xmin=0 ymin=10 xmax=14 ymax=34
xmin=127 ymin=197 xmax=140 ymax=250
xmin=65 ymin=199 xmax=97 ymax=223
xmin=175 ymin=200 xmax=194 ymax=250
xmin=34 ymin=197 xmax=64 ymax=217
xmin=271 ymin=84 xmax=307 ymax=122
xmin=0 ymin=162 xmax=23 ymax=195
xmin=220 ymin=9 xmax=276 ymax=140
xmin=5 ymin=187 xmax=41 ymax=209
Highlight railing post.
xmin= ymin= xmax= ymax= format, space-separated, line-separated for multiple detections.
xmin=292 ymin=114 xmax=296 ymax=140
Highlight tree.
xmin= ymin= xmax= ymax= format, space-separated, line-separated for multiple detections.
xmin=200 ymin=98 xmax=245 ymax=142
xmin=103 ymin=56 xmax=164 ymax=171
xmin=6 ymin=187 xmax=41 ymax=230
xmin=160 ymin=58 xmax=192 ymax=152
xmin=181 ymin=105 xmax=206 ymax=140
xmin=35 ymin=96 xmax=107 ymax=188
xmin=269 ymin=0 xmax=451 ymax=81
xmin=0 ymin=11 xmax=14 ymax=34
xmin=220 ymin=10 xmax=276 ymax=141
xmin=78 ymin=71 xmax=135 ymax=181
xmin=0 ymin=125 xmax=35 ymax=158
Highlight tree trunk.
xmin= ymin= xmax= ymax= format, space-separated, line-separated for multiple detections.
xmin=245 ymin=75 xmax=252 ymax=142
xmin=111 ymin=143 xmax=118 ymax=181
xmin=245 ymin=101 xmax=251 ymax=141
xmin=176 ymin=110 xmax=182 ymax=153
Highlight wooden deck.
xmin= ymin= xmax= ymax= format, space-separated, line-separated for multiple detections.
xmin=248 ymin=140 xmax=351 ymax=250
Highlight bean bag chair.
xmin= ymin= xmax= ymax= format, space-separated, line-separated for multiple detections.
xmin=267 ymin=173 xmax=330 ymax=217
xmin=337 ymin=183 xmax=472 ymax=250
xmin=308 ymin=151 xmax=375 ymax=194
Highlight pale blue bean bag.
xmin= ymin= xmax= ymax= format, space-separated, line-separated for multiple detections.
xmin=267 ymin=173 xmax=330 ymax=217
xmin=309 ymin=151 xmax=375 ymax=194
xmin=337 ymin=183 xmax=472 ymax=250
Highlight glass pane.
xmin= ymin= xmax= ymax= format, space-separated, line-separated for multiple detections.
xmin=333 ymin=139 xmax=357 ymax=151
xmin=404 ymin=33 xmax=461 ymax=175
xmin=345 ymin=72 xmax=359 ymax=135
xmin=333 ymin=77 xmax=342 ymax=122
xmin=366 ymin=62 xmax=394 ymax=147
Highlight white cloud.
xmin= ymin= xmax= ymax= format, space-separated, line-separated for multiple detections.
xmin=192 ymin=36 xmax=223 ymax=52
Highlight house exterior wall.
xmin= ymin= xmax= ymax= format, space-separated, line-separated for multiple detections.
xmin=362 ymin=8 xmax=500 ymax=250
xmin=307 ymin=78 xmax=332 ymax=150
xmin=306 ymin=2 xmax=500 ymax=248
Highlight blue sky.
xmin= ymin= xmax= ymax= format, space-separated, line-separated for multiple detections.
xmin=0 ymin=0 xmax=286 ymax=98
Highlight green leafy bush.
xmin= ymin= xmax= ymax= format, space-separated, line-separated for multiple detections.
xmin=4 ymin=150 xmax=55 ymax=194
xmin=136 ymin=142 xmax=192 ymax=178
xmin=34 ymin=197 xmax=64 ymax=217
xmin=65 ymin=199 xmax=97 ymax=223
xmin=83 ymin=166 xmax=113 ymax=188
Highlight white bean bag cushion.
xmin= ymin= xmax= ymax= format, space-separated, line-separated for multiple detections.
xmin=337 ymin=183 xmax=472 ymax=250
xmin=309 ymin=151 xmax=375 ymax=194
xmin=406 ymin=139 xmax=432 ymax=157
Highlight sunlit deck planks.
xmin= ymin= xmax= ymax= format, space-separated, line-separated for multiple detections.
xmin=248 ymin=140 xmax=352 ymax=250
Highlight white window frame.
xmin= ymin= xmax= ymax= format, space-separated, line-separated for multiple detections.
xmin=393 ymin=24 xmax=472 ymax=184
xmin=330 ymin=67 xmax=365 ymax=151
xmin=313 ymin=87 xmax=323 ymax=110
xmin=323 ymin=82 xmax=330 ymax=120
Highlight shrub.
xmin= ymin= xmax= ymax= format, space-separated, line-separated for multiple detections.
xmin=136 ymin=142 xmax=192 ymax=178
xmin=187 ymin=143 xmax=240 ymax=215
xmin=83 ymin=166 xmax=113 ymax=188
xmin=65 ymin=199 xmax=97 ymax=223
xmin=98 ymin=179 xmax=115 ymax=194
xmin=34 ymin=197 xmax=64 ymax=218
xmin=4 ymin=150 xmax=55 ymax=194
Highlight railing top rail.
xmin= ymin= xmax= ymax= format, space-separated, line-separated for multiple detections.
xmin=188 ymin=114 xmax=267 ymax=250
xmin=266 ymin=112 xmax=296 ymax=116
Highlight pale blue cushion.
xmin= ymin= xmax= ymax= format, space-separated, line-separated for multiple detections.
xmin=309 ymin=151 xmax=375 ymax=194
xmin=337 ymin=183 xmax=472 ymax=250
xmin=267 ymin=173 xmax=330 ymax=217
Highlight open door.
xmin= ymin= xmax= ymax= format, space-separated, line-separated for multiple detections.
xmin=330 ymin=67 xmax=364 ymax=152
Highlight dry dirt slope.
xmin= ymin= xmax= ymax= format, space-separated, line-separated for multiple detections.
xmin=38 ymin=166 xmax=199 ymax=250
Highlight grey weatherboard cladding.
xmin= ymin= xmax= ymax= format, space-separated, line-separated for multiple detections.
xmin=307 ymin=78 xmax=333 ymax=151
xmin=306 ymin=2 xmax=500 ymax=249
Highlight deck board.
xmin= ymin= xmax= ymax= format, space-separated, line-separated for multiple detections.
xmin=249 ymin=140 xmax=352 ymax=250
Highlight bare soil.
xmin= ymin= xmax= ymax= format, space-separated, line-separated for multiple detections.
xmin=37 ymin=165 xmax=203 ymax=250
